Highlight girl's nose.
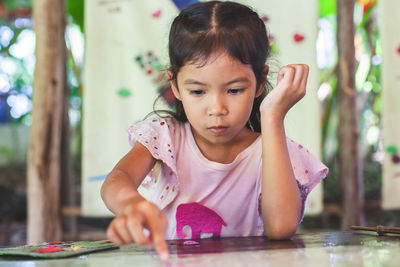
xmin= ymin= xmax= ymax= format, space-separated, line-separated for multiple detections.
xmin=208 ymin=96 xmax=228 ymax=116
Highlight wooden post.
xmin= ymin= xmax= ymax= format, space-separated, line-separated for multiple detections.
xmin=27 ymin=0 xmax=66 ymax=244
xmin=336 ymin=0 xmax=365 ymax=229
xmin=61 ymin=76 xmax=75 ymax=237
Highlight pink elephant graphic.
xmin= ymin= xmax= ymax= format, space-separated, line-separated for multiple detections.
xmin=176 ymin=202 xmax=227 ymax=239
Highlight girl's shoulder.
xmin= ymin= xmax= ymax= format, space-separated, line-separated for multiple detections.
xmin=132 ymin=116 xmax=181 ymax=127
xmin=127 ymin=116 xmax=184 ymax=147
xmin=126 ymin=116 xmax=184 ymax=179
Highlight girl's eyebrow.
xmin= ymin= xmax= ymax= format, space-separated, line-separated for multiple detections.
xmin=224 ymin=77 xmax=250 ymax=85
xmin=183 ymin=79 xmax=206 ymax=85
xmin=183 ymin=77 xmax=250 ymax=86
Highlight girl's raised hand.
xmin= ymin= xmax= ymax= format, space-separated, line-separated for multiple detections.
xmin=260 ymin=64 xmax=309 ymax=121
xmin=106 ymin=198 xmax=169 ymax=261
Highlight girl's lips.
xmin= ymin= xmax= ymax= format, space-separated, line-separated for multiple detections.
xmin=208 ymin=126 xmax=228 ymax=134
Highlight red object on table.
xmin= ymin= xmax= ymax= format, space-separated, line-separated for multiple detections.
xmin=28 ymin=247 xmax=65 ymax=253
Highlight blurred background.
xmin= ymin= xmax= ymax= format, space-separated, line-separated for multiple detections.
xmin=1 ymin=0 xmax=400 ymax=246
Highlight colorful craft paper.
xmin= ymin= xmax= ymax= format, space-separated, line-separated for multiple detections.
xmin=0 ymin=240 xmax=118 ymax=259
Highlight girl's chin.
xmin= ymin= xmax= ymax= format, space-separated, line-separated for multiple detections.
xmin=208 ymin=126 xmax=228 ymax=135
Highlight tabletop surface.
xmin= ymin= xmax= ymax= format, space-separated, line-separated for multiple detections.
xmin=1 ymin=231 xmax=400 ymax=266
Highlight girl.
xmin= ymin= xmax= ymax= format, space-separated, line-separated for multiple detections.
xmin=101 ymin=1 xmax=328 ymax=261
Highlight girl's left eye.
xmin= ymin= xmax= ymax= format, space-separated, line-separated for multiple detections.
xmin=228 ymin=88 xmax=244 ymax=94
xmin=189 ymin=90 xmax=205 ymax=95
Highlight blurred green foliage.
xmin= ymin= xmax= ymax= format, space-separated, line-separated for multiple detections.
xmin=319 ymin=0 xmax=336 ymax=17
xmin=0 ymin=1 xmax=84 ymax=172
xmin=318 ymin=0 xmax=382 ymax=224
xmin=67 ymin=0 xmax=84 ymax=31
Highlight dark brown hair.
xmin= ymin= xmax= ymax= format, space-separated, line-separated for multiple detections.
xmin=155 ymin=1 xmax=271 ymax=132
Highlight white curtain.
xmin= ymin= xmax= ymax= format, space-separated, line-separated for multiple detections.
xmin=379 ymin=0 xmax=400 ymax=210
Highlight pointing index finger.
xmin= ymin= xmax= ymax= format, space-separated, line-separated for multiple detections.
xmin=141 ymin=205 xmax=169 ymax=261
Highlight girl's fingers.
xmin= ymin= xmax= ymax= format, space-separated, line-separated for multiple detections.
xmin=142 ymin=206 xmax=169 ymax=261
xmin=292 ymin=65 xmax=304 ymax=87
xmin=276 ymin=69 xmax=285 ymax=84
xmin=300 ymin=65 xmax=309 ymax=89
xmin=261 ymin=64 xmax=309 ymax=117
xmin=126 ymin=213 xmax=151 ymax=246
xmin=281 ymin=64 xmax=309 ymax=99
xmin=113 ymin=215 xmax=134 ymax=244
xmin=152 ymin=233 xmax=169 ymax=261
xmin=277 ymin=66 xmax=295 ymax=86
xmin=107 ymin=200 xmax=169 ymax=261
xmin=107 ymin=223 xmax=125 ymax=246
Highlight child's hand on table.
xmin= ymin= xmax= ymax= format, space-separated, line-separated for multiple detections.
xmin=106 ymin=198 xmax=169 ymax=261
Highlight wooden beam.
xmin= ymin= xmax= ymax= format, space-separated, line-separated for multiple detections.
xmin=323 ymin=202 xmax=381 ymax=215
xmin=27 ymin=0 xmax=66 ymax=244
xmin=61 ymin=206 xmax=82 ymax=216
xmin=336 ymin=0 xmax=365 ymax=229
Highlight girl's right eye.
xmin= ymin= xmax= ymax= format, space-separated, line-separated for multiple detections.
xmin=189 ymin=90 xmax=205 ymax=95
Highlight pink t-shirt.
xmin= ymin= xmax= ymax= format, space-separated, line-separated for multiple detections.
xmin=127 ymin=117 xmax=328 ymax=240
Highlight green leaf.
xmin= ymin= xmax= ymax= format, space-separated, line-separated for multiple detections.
xmin=0 ymin=146 xmax=14 ymax=157
xmin=319 ymin=0 xmax=336 ymax=17
xmin=67 ymin=0 xmax=84 ymax=32
xmin=4 ymin=0 xmax=32 ymax=10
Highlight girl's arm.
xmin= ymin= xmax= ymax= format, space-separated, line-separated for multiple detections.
xmin=259 ymin=64 xmax=309 ymax=239
xmin=101 ymin=141 xmax=156 ymax=214
xmin=101 ymin=142 xmax=169 ymax=261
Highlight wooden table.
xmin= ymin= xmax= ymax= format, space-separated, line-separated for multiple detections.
xmin=1 ymin=231 xmax=400 ymax=266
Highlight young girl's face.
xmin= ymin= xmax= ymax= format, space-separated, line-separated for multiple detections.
xmin=171 ymin=51 xmax=262 ymax=146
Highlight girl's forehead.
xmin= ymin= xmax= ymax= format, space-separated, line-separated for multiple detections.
xmin=178 ymin=52 xmax=255 ymax=83
xmin=186 ymin=51 xmax=246 ymax=69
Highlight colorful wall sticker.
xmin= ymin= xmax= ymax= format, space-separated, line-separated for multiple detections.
xmin=386 ymin=145 xmax=400 ymax=164
xmin=293 ymin=33 xmax=305 ymax=43
xmin=134 ymin=51 xmax=174 ymax=107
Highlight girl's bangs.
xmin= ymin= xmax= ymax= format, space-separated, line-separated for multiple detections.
xmin=182 ymin=29 xmax=256 ymax=68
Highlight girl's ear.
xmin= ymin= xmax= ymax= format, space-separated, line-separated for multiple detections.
xmin=168 ymin=70 xmax=182 ymax=101
xmin=255 ymin=65 xmax=269 ymax=97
